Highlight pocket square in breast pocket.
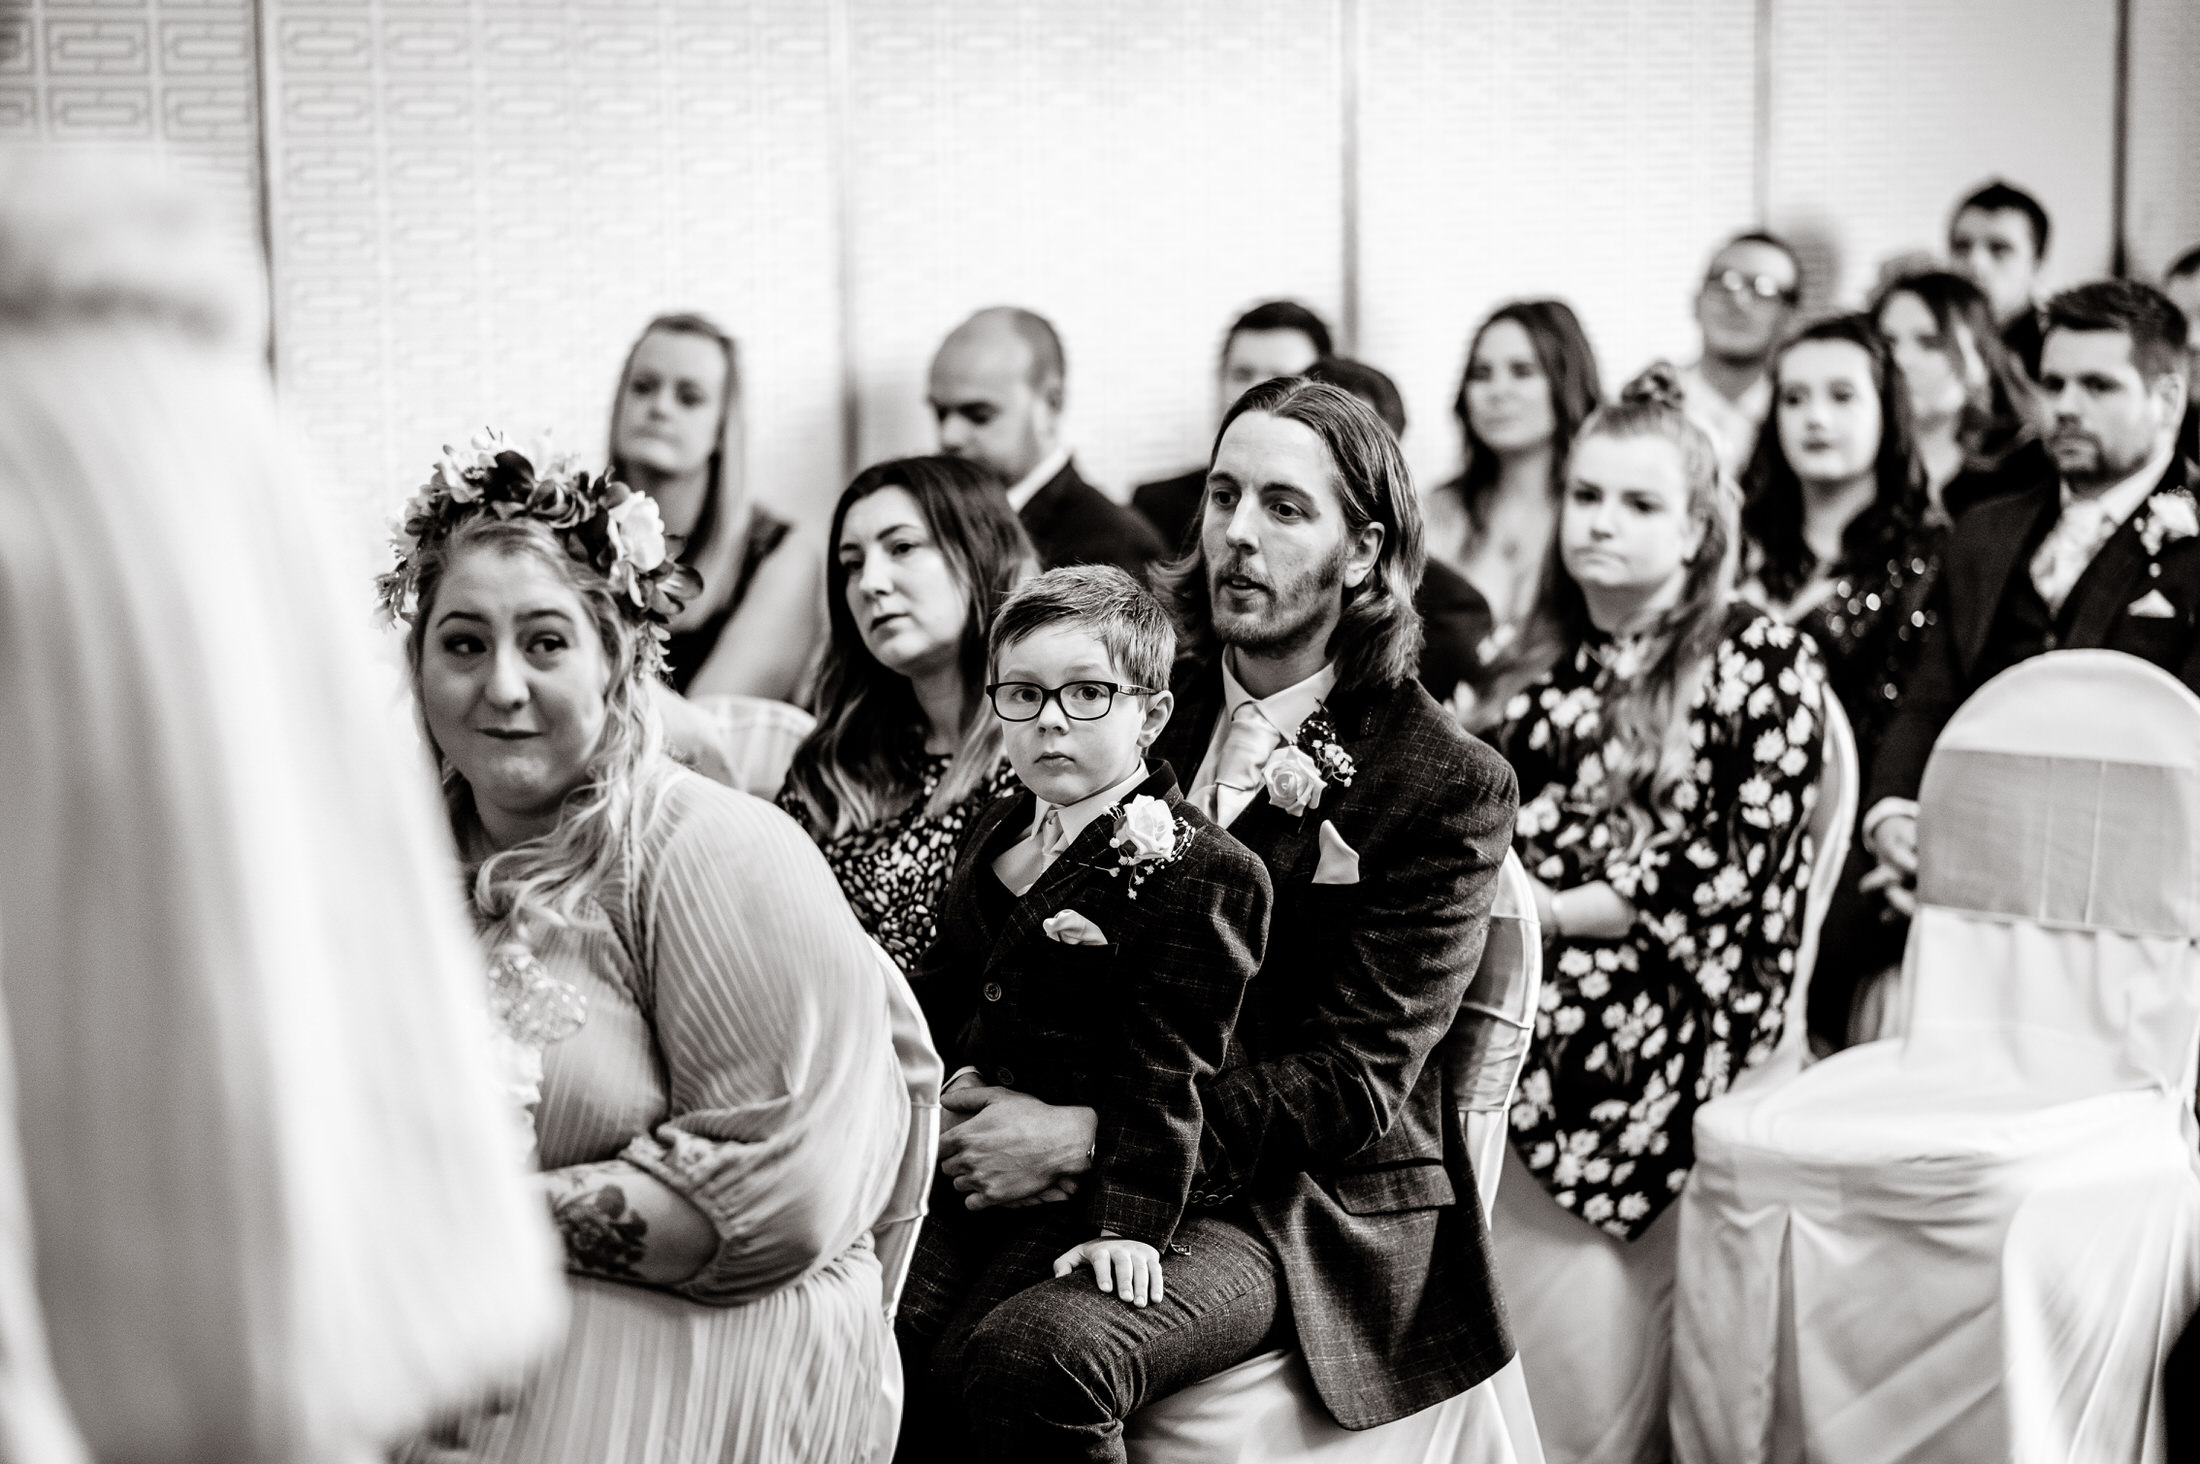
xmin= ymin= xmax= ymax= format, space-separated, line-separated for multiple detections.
xmin=1043 ymin=908 xmax=1109 ymax=946
xmin=1313 ymin=820 xmax=1361 ymax=886
xmin=2127 ymin=588 xmax=2179 ymax=619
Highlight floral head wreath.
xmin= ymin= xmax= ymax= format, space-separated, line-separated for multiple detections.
xmin=376 ymin=429 xmax=698 ymax=677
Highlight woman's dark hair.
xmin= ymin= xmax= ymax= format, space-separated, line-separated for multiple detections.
xmin=780 ymin=456 xmax=1036 ymax=838
xmin=1155 ymin=378 xmax=1425 ymax=694
xmin=1741 ymin=314 xmax=1926 ymax=605
xmin=1447 ymin=299 xmax=1606 ymax=529
xmin=1868 ymin=269 xmax=2037 ymax=464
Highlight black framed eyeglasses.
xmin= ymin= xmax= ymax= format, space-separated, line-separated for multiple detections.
xmin=985 ymin=680 xmax=1158 ymax=722
xmin=1703 ymin=267 xmax=1798 ymax=304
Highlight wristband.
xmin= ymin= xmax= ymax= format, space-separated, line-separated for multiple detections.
xmin=1547 ymin=887 xmax=1568 ymax=939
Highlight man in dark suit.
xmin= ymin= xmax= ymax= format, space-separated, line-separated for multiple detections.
xmin=1862 ymin=279 xmax=2196 ymax=903
xmin=1950 ymin=179 xmax=2053 ymax=380
xmin=929 ymin=306 xmax=1164 ymax=576
xmin=931 ymin=379 xmax=1519 ymax=1457
xmin=1131 ymin=299 xmax=1332 ymax=554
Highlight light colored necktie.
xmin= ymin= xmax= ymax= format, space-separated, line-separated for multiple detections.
xmin=1035 ymin=808 xmax=1069 ymax=870
xmin=2029 ymin=495 xmax=2117 ymax=615
xmin=1202 ymin=707 xmax=1281 ymax=820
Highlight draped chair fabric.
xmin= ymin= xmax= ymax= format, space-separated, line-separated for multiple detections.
xmin=0 ymin=154 xmax=565 ymax=1462
xmin=1672 ymin=650 xmax=2200 ymax=1464
xmin=1125 ymin=850 xmax=1546 ymax=1464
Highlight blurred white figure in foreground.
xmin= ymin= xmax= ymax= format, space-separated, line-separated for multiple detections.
xmin=0 ymin=150 xmax=564 ymax=1461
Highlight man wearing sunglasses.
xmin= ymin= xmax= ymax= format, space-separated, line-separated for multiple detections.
xmin=1676 ymin=230 xmax=1803 ymax=480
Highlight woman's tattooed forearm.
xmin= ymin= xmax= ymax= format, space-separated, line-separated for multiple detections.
xmin=548 ymin=1167 xmax=649 ymax=1280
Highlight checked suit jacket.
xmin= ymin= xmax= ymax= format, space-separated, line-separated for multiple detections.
xmin=1151 ymin=660 xmax=1520 ymax=1430
xmin=915 ymin=763 xmax=1272 ymax=1250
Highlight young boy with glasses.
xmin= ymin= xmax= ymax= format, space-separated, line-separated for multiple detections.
xmin=897 ymin=564 xmax=1273 ymax=1453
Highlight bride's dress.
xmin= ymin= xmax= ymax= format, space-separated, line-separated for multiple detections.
xmin=0 ymin=152 xmax=564 ymax=1460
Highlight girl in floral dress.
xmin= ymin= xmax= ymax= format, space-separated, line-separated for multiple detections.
xmin=1490 ymin=365 xmax=1828 ymax=1464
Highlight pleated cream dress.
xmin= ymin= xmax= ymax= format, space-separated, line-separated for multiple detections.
xmin=0 ymin=151 xmax=566 ymax=1461
xmin=444 ymin=772 xmax=912 ymax=1464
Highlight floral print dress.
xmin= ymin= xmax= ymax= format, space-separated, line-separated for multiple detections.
xmin=1497 ymin=606 xmax=1827 ymax=1240
xmin=778 ymin=752 xmax=1019 ymax=972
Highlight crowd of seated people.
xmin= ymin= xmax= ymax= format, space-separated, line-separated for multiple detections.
xmin=456 ymin=171 xmax=2200 ymax=1464
xmin=15 ymin=150 xmax=2200 ymax=1464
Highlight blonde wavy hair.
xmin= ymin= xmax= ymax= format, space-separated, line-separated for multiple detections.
xmin=404 ymin=514 xmax=672 ymax=943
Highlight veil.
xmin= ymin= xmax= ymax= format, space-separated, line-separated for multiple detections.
xmin=0 ymin=151 xmax=564 ymax=1460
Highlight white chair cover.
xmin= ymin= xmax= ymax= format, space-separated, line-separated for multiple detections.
xmin=689 ymin=693 xmax=815 ymax=799
xmin=0 ymin=154 xmax=564 ymax=1462
xmin=1672 ymin=650 xmax=2200 ymax=1464
xmin=1127 ymin=852 xmax=1545 ymax=1464
xmin=1490 ymin=696 xmax=1853 ymax=1464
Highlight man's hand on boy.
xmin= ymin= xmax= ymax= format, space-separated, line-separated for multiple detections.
xmin=1053 ymin=1233 xmax=1165 ymax=1307
xmin=938 ymin=1083 xmax=1096 ymax=1207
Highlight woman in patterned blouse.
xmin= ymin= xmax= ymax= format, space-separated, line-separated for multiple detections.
xmin=1492 ymin=364 xmax=1826 ymax=1464
xmin=778 ymin=457 xmax=1036 ymax=969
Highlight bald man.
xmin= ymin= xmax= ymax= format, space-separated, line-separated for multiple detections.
xmin=928 ymin=307 xmax=1165 ymax=576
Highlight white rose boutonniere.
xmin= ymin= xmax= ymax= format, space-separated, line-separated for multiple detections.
xmin=2140 ymin=489 xmax=2200 ymax=558
xmin=1261 ymin=745 xmax=1327 ymax=816
xmin=1107 ymin=795 xmax=1196 ymax=898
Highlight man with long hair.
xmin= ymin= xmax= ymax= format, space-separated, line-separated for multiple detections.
xmin=921 ymin=379 xmax=1519 ymax=1456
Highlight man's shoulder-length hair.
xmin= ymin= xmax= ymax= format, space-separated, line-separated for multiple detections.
xmin=1156 ymin=377 xmax=1426 ymax=695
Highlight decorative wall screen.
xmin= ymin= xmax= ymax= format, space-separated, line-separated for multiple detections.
xmin=8 ymin=0 xmax=2187 ymax=546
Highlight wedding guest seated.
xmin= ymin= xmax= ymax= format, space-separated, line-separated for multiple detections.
xmin=1425 ymin=299 xmax=1605 ymax=725
xmin=896 ymin=565 xmax=1273 ymax=1457
xmin=1870 ymin=269 xmax=2050 ymax=521
xmin=384 ymin=440 xmax=909 ymax=1461
xmin=1861 ymin=280 xmax=2199 ymax=924
xmin=778 ymin=456 xmax=1034 ymax=971
xmin=914 ymin=379 xmax=1518 ymax=1455
xmin=607 ymin=313 xmax=821 ymax=705
xmin=1492 ymin=364 xmax=1827 ymax=1463
xmin=1949 ymin=179 xmax=2053 ymax=379
xmin=1304 ymin=354 xmax=1494 ymax=706
xmin=1133 ymin=299 xmax=1334 ymax=552
xmin=1674 ymin=232 xmax=1804 ymax=480
xmin=2165 ymin=244 xmax=2200 ymax=463
xmin=930 ymin=306 xmax=1165 ymax=575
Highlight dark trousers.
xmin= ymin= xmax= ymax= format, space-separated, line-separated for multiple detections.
xmin=894 ymin=1187 xmax=1290 ymax=1464
xmin=1807 ymin=839 xmax=1910 ymax=1051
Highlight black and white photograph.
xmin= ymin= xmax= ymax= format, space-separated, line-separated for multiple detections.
xmin=2 ymin=1 xmax=2198 ymax=1460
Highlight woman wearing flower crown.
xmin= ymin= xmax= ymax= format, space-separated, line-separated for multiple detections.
xmin=1489 ymin=364 xmax=1827 ymax=1464
xmin=382 ymin=436 xmax=910 ymax=1462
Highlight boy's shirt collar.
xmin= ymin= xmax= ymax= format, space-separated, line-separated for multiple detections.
xmin=1028 ymin=761 xmax=1151 ymax=850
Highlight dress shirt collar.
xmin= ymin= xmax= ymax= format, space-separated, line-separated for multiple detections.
xmin=1028 ymin=761 xmax=1150 ymax=850
xmin=1220 ymin=654 xmax=1338 ymax=742
xmin=2060 ymin=438 xmax=2178 ymax=525
xmin=1005 ymin=443 xmax=1075 ymax=514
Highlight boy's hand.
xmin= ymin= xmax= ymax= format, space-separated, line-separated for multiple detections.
xmin=1052 ymin=1234 xmax=1165 ymax=1307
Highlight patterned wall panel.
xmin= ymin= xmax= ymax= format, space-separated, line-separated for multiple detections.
xmin=840 ymin=0 xmax=1346 ymax=499
xmin=1765 ymin=0 xmax=2116 ymax=310
xmin=1 ymin=0 xmax=261 ymax=264
xmin=1357 ymin=0 xmax=1758 ymax=495
xmin=2126 ymin=0 xmax=2200 ymax=280
xmin=260 ymin=1 xmax=844 ymax=545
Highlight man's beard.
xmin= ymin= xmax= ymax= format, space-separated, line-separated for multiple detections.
xmin=1206 ymin=540 xmax=1351 ymax=658
xmin=2049 ymin=425 xmax=2153 ymax=490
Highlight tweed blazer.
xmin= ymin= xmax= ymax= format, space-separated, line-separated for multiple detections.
xmin=1869 ymin=455 xmax=2200 ymax=807
xmin=1151 ymin=661 xmax=1520 ymax=1429
xmin=915 ymin=762 xmax=1272 ymax=1250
